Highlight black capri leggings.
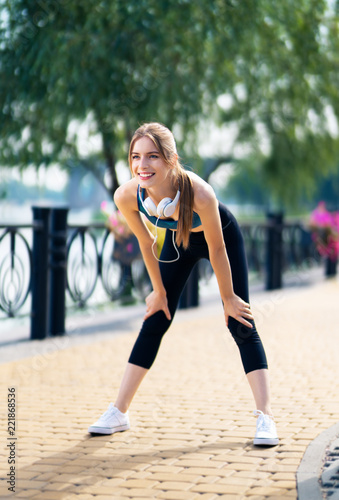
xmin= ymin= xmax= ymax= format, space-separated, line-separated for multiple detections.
xmin=129 ymin=202 xmax=268 ymax=374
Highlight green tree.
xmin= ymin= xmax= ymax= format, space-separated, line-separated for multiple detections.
xmin=0 ymin=0 xmax=211 ymax=195
xmin=1 ymin=0 xmax=339 ymax=208
xmin=206 ymin=0 xmax=339 ymax=207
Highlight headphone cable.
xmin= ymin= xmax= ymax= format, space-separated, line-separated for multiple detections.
xmin=151 ymin=217 xmax=180 ymax=263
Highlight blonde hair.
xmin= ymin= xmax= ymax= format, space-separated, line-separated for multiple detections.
xmin=129 ymin=122 xmax=194 ymax=249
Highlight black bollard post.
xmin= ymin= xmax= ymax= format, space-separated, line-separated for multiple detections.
xmin=31 ymin=206 xmax=51 ymax=340
xmin=325 ymin=256 xmax=338 ymax=277
xmin=179 ymin=263 xmax=199 ymax=309
xmin=266 ymin=212 xmax=284 ymax=290
xmin=49 ymin=207 xmax=69 ymax=336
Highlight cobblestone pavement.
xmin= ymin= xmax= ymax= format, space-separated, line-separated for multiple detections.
xmin=0 ymin=278 xmax=339 ymax=499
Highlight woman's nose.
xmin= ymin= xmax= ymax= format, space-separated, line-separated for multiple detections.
xmin=139 ymin=156 xmax=148 ymax=169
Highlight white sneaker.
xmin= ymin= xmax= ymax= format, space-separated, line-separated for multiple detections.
xmin=253 ymin=410 xmax=279 ymax=446
xmin=88 ymin=403 xmax=130 ymax=435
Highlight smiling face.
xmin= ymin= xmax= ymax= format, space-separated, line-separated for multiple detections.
xmin=130 ymin=136 xmax=173 ymax=189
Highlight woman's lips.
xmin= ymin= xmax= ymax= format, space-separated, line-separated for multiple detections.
xmin=139 ymin=173 xmax=155 ymax=180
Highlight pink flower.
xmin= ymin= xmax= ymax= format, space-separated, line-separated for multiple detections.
xmin=101 ymin=201 xmax=131 ymax=240
xmin=101 ymin=201 xmax=108 ymax=211
xmin=310 ymin=202 xmax=339 ymax=260
xmin=108 ymin=213 xmax=118 ymax=227
xmin=333 ymin=212 xmax=339 ymax=232
xmin=310 ymin=202 xmax=333 ymax=227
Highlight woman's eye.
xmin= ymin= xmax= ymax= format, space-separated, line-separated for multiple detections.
xmin=150 ymin=154 xmax=158 ymax=159
xmin=132 ymin=155 xmax=139 ymax=160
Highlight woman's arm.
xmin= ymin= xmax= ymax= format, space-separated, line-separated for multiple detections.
xmin=114 ymin=180 xmax=171 ymax=320
xmin=192 ymin=178 xmax=254 ymax=328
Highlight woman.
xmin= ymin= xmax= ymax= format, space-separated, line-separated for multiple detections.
xmin=88 ymin=122 xmax=279 ymax=446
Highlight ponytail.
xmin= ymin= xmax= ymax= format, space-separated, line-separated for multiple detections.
xmin=176 ymin=168 xmax=194 ymax=249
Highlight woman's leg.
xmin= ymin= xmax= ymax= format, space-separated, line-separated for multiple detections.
xmin=114 ymin=363 xmax=148 ymax=414
xmin=246 ymin=369 xmax=273 ymax=416
xmin=220 ymin=206 xmax=273 ymax=416
xmin=88 ymin=235 xmax=199 ymax=433
xmin=115 ymin=232 xmax=199 ymax=412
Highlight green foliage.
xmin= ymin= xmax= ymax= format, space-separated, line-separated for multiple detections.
xmin=208 ymin=0 xmax=339 ymax=206
xmin=1 ymin=0 xmax=339 ymax=208
xmin=0 ymin=0 xmax=212 ymax=194
xmin=220 ymin=155 xmax=339 ymax=213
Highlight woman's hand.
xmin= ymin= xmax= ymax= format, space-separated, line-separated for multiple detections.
xmin=223 ymin=294 xmax=254 ymax=329
xmin=144 ymin=290 xmax=171 ymax=321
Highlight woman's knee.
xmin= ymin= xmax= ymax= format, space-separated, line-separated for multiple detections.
xmin=228 ymin=317 xmax=256 ymax=345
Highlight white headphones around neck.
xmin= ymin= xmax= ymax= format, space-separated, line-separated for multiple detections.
xmin=139 ymin=186 xmax=180 ymax=218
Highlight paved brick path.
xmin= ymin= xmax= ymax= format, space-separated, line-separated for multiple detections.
xmin=0 ymin=278 xmax=339 ymax=499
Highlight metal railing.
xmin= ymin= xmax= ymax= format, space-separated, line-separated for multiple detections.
xmin=241 ymin=214 xmax=319 ymax=289
xmin=0 ymin=206 xmax=323 ymax=340
xmin=0 ymin=224 xmax=34 ymax=317
xmin=66 ymin=223 xmax=151 ymax=307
